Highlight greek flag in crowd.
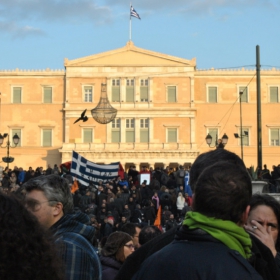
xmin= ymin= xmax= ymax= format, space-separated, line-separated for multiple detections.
xmin=130 ymin=5 xmax=141 ymax=19
xmin=70 ymin=151 xmax=119 ymax=186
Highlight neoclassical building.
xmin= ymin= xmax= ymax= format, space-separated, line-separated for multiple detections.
xmin=0 ymin=41 xmax=280 ymax=170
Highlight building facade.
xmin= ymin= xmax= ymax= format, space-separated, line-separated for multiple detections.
xmin=0 ymin=41 xmax=279 ymax=170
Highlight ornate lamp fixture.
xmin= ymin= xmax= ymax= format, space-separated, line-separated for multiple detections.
xmin=0 ymin=133 xmax=20 ymax=166
xmin=91 ymin=83 xmax=117 ymax=124
xmin=205 ymin=133 xmax=228 ymax=148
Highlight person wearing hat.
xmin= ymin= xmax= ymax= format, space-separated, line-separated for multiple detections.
xmin=100 ymin=231 xmax=135 ymax=280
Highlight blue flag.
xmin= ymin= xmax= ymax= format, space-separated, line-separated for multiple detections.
xmin=130 ymin=5 xmax=141 ymax=19
xmin=70 ymin=151 xmax=119 ymax=186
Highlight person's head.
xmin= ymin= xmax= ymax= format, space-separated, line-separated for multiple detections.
xmin=23 ymin=175 xmax=73 ymax=229
xmin=101 ymin=232 xmax=134 ymax=262
xmin=138 ymin=226 xmax=162 ymax=246
xmin=178 ymin=192 xmax=182 ymax=197
xmin=247 ymin=194 xmax=280 ymax=249
xmin=189 ymin=149 xmax=246 ymax=190
xmin=169 ymin=214 xmax=174 ymax=220
xmin=0 ymin=193 xmax=64 ymax=279
xmin=120 ymin=223 xmax=142 ymax=249
xmin=121 ymin=216 xmax=127 ymax=223
xmin=193 ymin=161 xmax=252 ymax=224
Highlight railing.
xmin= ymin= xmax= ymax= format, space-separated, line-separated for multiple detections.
xmin=61 ymin=142 xmax=193 ymax=151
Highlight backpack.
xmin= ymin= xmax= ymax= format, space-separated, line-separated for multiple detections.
xmin=179 ymin=169 xmax=185 ymax=178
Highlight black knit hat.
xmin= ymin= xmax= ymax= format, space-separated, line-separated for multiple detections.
xmin=101 ymin=232 xmax=132 ymax=257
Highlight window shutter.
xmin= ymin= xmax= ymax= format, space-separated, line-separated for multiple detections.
xmin=167 ymin=86 xmax=176 ymax=102
xmin=270 ymin=87 xmax=278 ymax=103
xmin=207 ymin=128 xmax=218 ymax=144
xmin=168 ymin=128 xmax=177 ymax=143
xmin=43 ymin=130 xmax=52 ymax=147
xmin=126 ymin=131 xmax=135 ymax=142
xmin=13 ymin=87 xmax=21 ymax=103
xmin=140 ymin=87 xmax=148 ymax=101
xmin=241 ymin=129 xmax=249 ymax=146
xmin=83 ymin=129 xmax=92 ymax=143
xmin=112 ymin=87 xmax=120 ymax=102
xmin=44 ymin=87 xmax=52 ymax=103
xmin=112 ymin=131 xmax=120 ymax=143
xmin=140 ymin=130 xmax=149 ymax=142
xmin=240 ymin=87 xmax=248 ymax=102
xmin=208 ymin=87 xmax=217 ymax=103
xmin=126 ymin=86 xmax=134 ymax=102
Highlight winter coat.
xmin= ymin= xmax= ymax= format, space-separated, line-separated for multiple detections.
xmin=133 ymin=226 xmax=263 ymax=280
xmin=100 ymin=255 xmax=122 ymax=280
xmin=51 ymin=212 xmax=101 ymax=280
xmin=176 ymin=197 xmax=185 ymax=210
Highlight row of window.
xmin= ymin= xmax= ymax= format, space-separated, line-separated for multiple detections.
xmin=83 ymin=118 xmax=177 ymax=143
xmin=10 ymin=84 xmax=280 ymax=104
xmin=11 ymin=80 xmax=176 ymax=104
xmin=13 ymin=87 xmax=52 ymax=104
xmin=9 ymin=129 xmax=52 ymax=147
xmin=208 ymin=128 xmax=280 ymax=146
xmin=111 ymin=79 xmax=177 ymax=103
xmin=208 ymin=86 xmax=280 ymax=103
xmin=8 ymin=127 xmax=280 ymax=146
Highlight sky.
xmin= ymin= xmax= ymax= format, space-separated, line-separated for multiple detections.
xmin=0 ymin=0 xmax=280 ymax=70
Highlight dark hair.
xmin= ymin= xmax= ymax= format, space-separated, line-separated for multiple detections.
xmin=0 ymin=194 xmax=64 ymax=280
xmin=101 ymin=232 xmax=132 ymax=263
xmin=120 ymin=223 xmax=137 ymax=237
xmin=189 ymin=149 xmax=246 ymax=189
xmin=23 ymin=174 xmax=73 ymax=214
xmin=139 ymin=226 xmax=162 ymax=246
xmin=249 ymin=194 xmax=280 ymax=251
xmin=193 ymin=161 xmax=252 ymax=223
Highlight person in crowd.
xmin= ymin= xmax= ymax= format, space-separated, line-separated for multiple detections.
xmin=175 ymin=165 xmax=185 ymax=189
xmin=152 ymin=192 xmax=160 ymax=212
xmin=176 ymin=192 xmax=185 ymax=219
xmin=120 ymin=223 xmax=142 ymax=249
xmin=133 ymin=161 xmax=263 ymax=279
xmin=184 ymin=192 xmax=192 ymax=206
xmin=100 ymin=232 xmax=135 ymax=280
xmin=138 ymin=226 xmax=162 ymax=246
xmin=244 ymin=193 xmax=280 ymax=268
xmin=23 ymin=174 xmax=102 ymax=280
xmin=143 ymin=199 xmax=156 ymax=225
xmin=0 ymin=193 xmax=64 ymax=280
xmin=165 ymin=213 xmax=178 ymax=231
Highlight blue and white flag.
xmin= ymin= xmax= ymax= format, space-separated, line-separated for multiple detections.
xmin=130 ymin=5 xmax=141 ymax=20
xmin=70 ymin=151 xmax=119 ymax=186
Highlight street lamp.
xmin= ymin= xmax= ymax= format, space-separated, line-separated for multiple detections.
xmin=233 ymin=91 xmax=247 ymax=160
xmin=0 ymin=133 xmax=20 ymax=167
xmin=205 ymin=133 xmax=229 ymax=148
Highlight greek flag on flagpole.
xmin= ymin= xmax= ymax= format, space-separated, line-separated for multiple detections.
xmin=130 ymin=5 xmax=141 ymax=19
xmin=70 ymin=151 xmax=119 ymax=186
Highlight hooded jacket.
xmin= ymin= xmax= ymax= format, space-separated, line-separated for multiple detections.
xmin=51 ymin=211 xmax=102 ymax=280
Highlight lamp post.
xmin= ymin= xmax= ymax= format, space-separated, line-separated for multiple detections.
xmin=0 ymin=133 xmax=20 ymax=167
xmin=233 ymin=91 xmax=248 ymax=161
xmin=205 ymin=133 xmax=228 ymax=148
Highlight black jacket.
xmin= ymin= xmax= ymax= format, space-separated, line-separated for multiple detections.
xmin=133 ymin=226 xmax=263 ymax=280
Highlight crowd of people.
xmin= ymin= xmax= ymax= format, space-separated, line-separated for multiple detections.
xmin=0 ymin=152 xmax=280 ymax=279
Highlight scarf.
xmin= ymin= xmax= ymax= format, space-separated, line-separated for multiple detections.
xmin=183 ymin=211 xmax=252 ymax=259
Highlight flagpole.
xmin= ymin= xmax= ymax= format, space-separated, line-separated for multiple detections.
xmin=129 ymin=3 xmax=132 ymax=41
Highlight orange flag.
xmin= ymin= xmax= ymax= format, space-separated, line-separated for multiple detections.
xmin=71 ymin=180 xmax=79 ymax=193
xmin=154 ymin=205 xmax=162 ymax=230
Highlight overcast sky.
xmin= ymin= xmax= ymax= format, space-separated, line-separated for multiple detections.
xmin=0 ymin=0 xmax=279 ymax=70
